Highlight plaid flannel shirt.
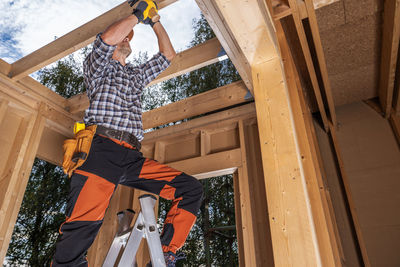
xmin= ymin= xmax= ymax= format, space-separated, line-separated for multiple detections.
xmin=83 ymin=34 xmax=170 ymax=141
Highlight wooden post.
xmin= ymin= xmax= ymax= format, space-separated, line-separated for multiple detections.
xmin=379 ymin=0 xmax=400 ymax=117
xmin=237 ymin=119 xmax=274 ymax=266
xmin=275 ymin=21 xmax=342 ymax=266
xmin=232 ymin=171 xmax=245 ymax=267
xmin=252 ymin=59 xmax=322 ymax=265
xmin=0 ymin=106 xmax=46 ymax=262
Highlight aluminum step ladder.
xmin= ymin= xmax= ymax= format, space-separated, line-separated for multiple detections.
xmin=102 ymin=194 xmax=166 ymax=267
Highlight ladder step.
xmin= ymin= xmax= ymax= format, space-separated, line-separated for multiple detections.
xmin=102 ymin=195 xmax=166 ymax=267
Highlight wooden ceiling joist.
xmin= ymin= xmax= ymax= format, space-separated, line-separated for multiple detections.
xmin=8 ymin=0 xmax=178 ymax=81
xmin=143 ymin=80 xmax=249 ymax=129
xmin=379 ymin=0 xmax=400 ymax=118
xmin=147 ymin=37 xmax=223 ymax=86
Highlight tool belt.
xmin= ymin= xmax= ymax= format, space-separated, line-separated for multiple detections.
xmin=62 ymin=125 xmax=97 ymax=177
xmin=96 ymin=125 xmax=141 ymax=151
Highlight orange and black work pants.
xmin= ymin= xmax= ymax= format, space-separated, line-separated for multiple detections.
xmin=52 ymin=134 xmax=203 ymax=267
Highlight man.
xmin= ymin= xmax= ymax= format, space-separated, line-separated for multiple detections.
xmin=52 ymin=1 xmax=203 ymax=266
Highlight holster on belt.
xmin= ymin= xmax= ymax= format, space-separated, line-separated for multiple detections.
xmin=62 ymin=125 xmax=97 ymax=177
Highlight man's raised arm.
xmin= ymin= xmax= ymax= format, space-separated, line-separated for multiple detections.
xmin=152 ymin=22 xmax=176 ymax=62
xmin=101 ymin=15 xmax=139 ymax=45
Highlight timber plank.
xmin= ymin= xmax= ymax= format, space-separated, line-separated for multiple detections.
xmin=195 ymin=0 xmax=253 ymax=91
xmin=276 ymin=20 xmax=340 ymax=266
xmin=303 ymin=0 xmax=337 ymax=126
xmin=379 ymin=0 xmax=400 ymax=117
xmin=147 ymin=37 xmax=222 ymax=86
xmin=390 ymin=112 xmax=400 ymax=146
xmin=0 ymin=111 xmax=46 ymax=262
xmin=233 ymin=171 xmax=245 ymax=267
xmin=143 ymin=80 xmax=248 ymax=129
xmin=287 ymin=0 xmax=329 ymax=130
xmin=0 ymin=59 xmax=11 ymax=76
xmin=252 ymin=59 xmax=321 ymax=265
xmin=169 ymin=148 xmax=241 ymax=178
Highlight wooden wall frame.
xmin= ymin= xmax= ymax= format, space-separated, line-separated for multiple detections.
xmin=0 ymin=0 xmax=372 ymax=266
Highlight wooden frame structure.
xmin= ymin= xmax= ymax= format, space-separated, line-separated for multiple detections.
xmin=1 ymin=0 xmax=400 ymax=266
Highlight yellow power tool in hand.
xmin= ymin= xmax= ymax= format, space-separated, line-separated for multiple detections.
xmin=129 ymin=0 xmax=159 ymax=23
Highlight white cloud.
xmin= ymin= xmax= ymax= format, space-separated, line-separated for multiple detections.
xmin=0 ymin=0 xmax=201 ymax=64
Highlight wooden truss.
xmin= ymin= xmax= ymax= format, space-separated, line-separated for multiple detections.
xmin=1 ymin=0 xmax=399 ymax=266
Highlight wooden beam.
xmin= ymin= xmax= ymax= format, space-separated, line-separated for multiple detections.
xmin=0 ymin=72 xmax=79 ymax=135
xmin=0 ymin=99 xmax=9 ymax=125
xmin=143 ymin=102 xmax=255 ymax=142
xmin=147 ymin=37 xmax=222 ymax=86
xmin=143 ymin=80 xmax=249 ymax=129
xmin=195 ymin=0 xmax=254 ymax=91
xmin=285 ymin=0 xmax=329 ymax=130
xmin=8 ymin=0 xmax=178 ymax=80
xmin=0 ymin=109 xmax=46 ymax=262
xmin=395 ymin=75 xmax=400 ymax=115
xmin=379 ymin=0 xmax=400 ymax=117
xmin=252 ymin=57 xmax=321 ymax=266
xmin=168 ymin=148 xmax=241 ymax=178
xmin=237 ymin=119 xmax=274 ymax=266
xmin=233 ymin=170 xmax=245 ymax=267
xmin=276 ymin=20 xmax=341 ymax=265
xmin=303 ymin=0 xmax=337 ymax=126
xmin=0 ymin=59 xmax=11 ymax=76
xmin=389 ymin=111 xmax=400 ymax=146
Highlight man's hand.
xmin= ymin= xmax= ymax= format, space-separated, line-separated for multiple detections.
xmin=143 ymin=13 xmax=160 ymax=27
xmin=130 ymin=0 xmax=158 ymax=23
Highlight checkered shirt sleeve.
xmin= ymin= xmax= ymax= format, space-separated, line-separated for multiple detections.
xmin=138 ymin=52 xmax=170 ymax=87
xmin=83 ymin=34 xmax=116 ymax=98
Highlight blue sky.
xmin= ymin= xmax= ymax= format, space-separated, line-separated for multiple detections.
xmin=0 ymin=0 xmax=201 ymax=64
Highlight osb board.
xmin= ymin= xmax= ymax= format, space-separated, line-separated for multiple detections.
xmin=312 ymin=0 xmax=384 ymax=106
xmin=313 ymin=119 xmax=361 ymax=266
xmin=334 ymin=101 xmax=400 ymax=266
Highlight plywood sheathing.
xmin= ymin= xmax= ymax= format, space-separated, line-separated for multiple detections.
xmin=313 ymin=0 xmax=384 ymax=106
xmin=314 ymin=119 xmax=362 ymax=267
xmin=334 ymin=102 xmax=400 ymax=266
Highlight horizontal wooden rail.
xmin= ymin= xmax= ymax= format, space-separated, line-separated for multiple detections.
xmin=143 ymin=80 xmax=249 ymax=129
xmin=147 ymin=37 xmax=222 ymax=86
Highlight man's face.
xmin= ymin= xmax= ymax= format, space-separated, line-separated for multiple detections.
xmin=116 ymin=30 xmax=134 ymax=58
